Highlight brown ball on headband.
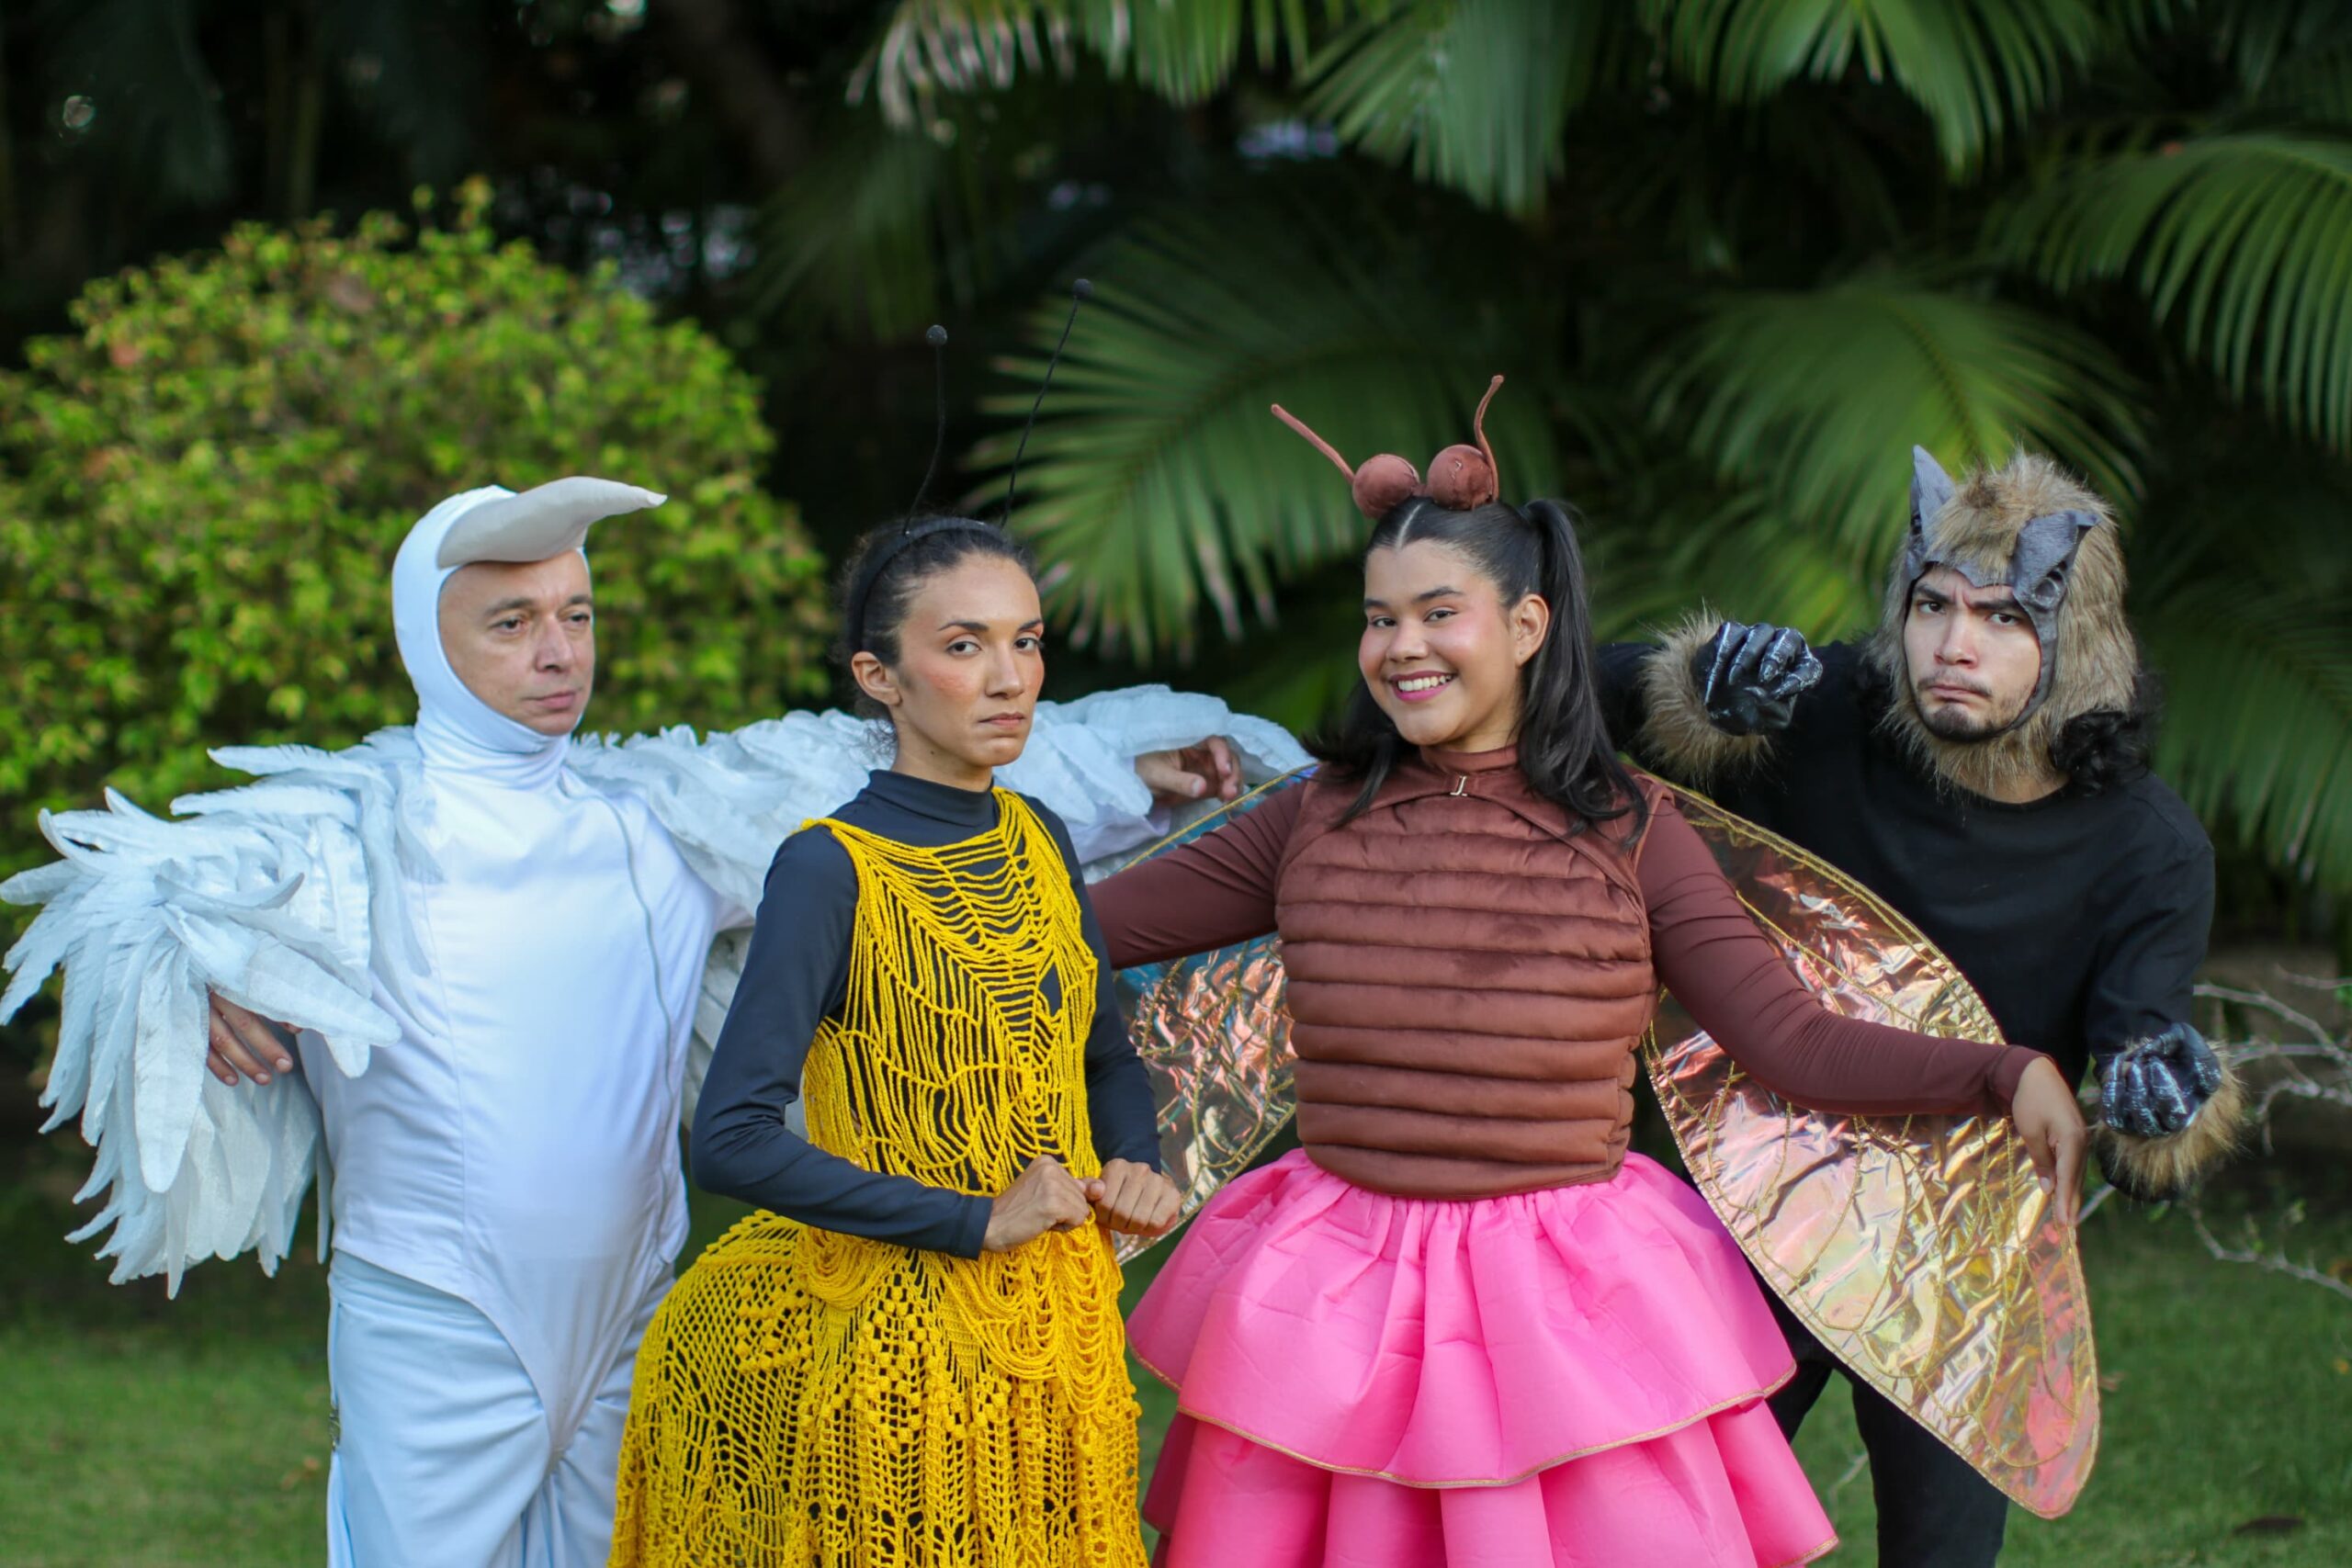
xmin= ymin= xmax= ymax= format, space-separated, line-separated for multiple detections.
xmin=1351 ymin=452 xmax=1423 ymax=520
xmin=1424 ymin=444 xmax=1496 ymax=510
xmin=1272 ymin=374 xmax=1507 ymax=521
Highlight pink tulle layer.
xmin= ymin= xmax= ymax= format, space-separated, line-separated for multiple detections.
xmin=1132 ymin=1150 xmax=1836 ymax=1568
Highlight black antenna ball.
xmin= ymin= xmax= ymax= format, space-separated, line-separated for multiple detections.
xmin=925 ymin=324 xmax=949 ymax=347
xmin=1070 ymin=278 xmax=1093 ymax=301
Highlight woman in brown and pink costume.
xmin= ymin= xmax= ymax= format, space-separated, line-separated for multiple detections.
xmin=1090 ymin=383 xmax=2088 ymax=1567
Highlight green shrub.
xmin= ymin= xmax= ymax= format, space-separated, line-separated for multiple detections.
xmin=0 ymin=186 xmax=831 ymax=891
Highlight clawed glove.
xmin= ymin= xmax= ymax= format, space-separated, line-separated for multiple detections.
xmin=2100 ymin=1023 xmax=2225 ymax=1138
xmin=1690 ymin=621 xmax=1824 ymax=736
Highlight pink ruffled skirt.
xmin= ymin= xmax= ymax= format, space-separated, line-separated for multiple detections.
xmin=1131 ymin=1150 xmax=1836 ymax=1568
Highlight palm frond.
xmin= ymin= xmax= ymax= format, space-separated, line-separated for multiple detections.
xmin=1589 ymin=491 xmax=1889 ymax=644
xmin=1298 ymin=0 xmax=1617 ymax=216
xmin=2203 ymin=0 xmax=2352 ymax=124
xmin=1996 ymin=131 xmax=2352 ymax=452
xmin=849 ymin=0 xmax=1373 ymax=127
xmin=851 ymin=0 xmax=1076 ymax=129
xmin=1648 ymin=274 xmax=2148 ymax=562
xmin=2144 ymin=580 xmax=2352 ymax=891
xmin=1643 ymin=0 xmax=2109 ymax=171
xmin=2131 ymin=416 xmax=2352 ymax=890
xmin=746 ymin=114 xmax=961 ymax=338
xmin=962 ymin=203 xmax=1564 ymax=657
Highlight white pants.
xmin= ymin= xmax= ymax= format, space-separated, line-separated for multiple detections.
xmin=325 ymin=1253 xmax=664 ymax=1568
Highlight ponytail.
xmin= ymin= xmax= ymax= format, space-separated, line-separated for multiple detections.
xmin=1517 ymin=499 xmax=1646 ymax=839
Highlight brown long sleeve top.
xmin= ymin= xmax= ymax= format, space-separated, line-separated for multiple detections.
xmin=1093 ymin=745 xmax=2041 ymax=1198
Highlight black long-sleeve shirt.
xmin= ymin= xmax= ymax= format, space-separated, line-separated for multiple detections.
xmin=691 ymin=769 xmax=1162 ymax=1259
xmin=1597 ymin=640 xmax=2213 ymax=1085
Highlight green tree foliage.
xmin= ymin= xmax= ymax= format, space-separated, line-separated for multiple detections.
xmin=842 ymin=0 xmax=2352 ymax=908
xmin=0 ymin=190 xmax=831 ymax=890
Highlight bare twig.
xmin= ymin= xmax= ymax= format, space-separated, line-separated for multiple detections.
xmin=2150 ymin=977 xmax=2352 ymax=1309
xmin=2185 ymin=1200 xmax=2352 ymax=1306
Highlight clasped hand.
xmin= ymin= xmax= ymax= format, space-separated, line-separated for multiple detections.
xmin=983 ymin=1155 xmax=1183 ymax=1252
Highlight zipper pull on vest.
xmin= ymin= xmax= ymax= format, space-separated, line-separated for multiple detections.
xmin=1450 ymin=773 xmax=1469 ymax=797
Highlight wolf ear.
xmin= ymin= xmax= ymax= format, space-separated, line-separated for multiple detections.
xmin=2012 ymin=509 xmax=2098 ymax=615
xmin=1905 ymin=446 xmax=1957 ymax=578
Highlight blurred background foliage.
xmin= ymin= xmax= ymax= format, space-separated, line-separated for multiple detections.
xmin=0 ymin=0 xmax=2345 ymax=961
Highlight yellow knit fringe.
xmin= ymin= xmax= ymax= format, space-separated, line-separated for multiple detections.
xmin=611 ymin=793 xmax=1147 ymax=1568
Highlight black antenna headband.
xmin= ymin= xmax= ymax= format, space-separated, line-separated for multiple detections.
xmin=843 ymin=282 xmax=1091 ymax=654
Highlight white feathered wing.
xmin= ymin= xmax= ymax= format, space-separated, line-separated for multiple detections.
xmin=1 ymin=738 xmax=420 ymax=1292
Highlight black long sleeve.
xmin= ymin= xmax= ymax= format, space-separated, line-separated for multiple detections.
xmin=2083 ymin=829 xmax=2215 ymax=1067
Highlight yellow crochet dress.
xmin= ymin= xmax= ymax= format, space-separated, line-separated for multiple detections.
xmin=610 ymin=792 xmax=1147 ymax=1568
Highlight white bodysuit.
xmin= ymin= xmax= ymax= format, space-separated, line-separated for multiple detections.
xmin=312 ymin=492 xmax=748 ymax=1566
xmin=312 ymin=753 xmax=741 ymax=1567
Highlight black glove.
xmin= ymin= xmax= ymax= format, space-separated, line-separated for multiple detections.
xmin=1690 ymin=621 xmax=1824 ymax=736
xmin=2099 ymin=1022 xmax=2225 ymax=1138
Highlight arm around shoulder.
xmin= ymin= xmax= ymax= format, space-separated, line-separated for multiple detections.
xmin=1008 ymin=684 xmax=1312 ymax=863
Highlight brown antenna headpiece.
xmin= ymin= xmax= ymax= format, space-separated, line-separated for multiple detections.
xmin=1270 ymin=375 xmax=1505 ymax=520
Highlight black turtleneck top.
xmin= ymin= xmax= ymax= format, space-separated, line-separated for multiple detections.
xmin=691 ymin=769 xmax=1163 ymax=1259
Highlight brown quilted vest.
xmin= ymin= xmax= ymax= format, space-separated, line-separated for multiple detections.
xmin=1274 ymin=744 xmax=1666 ymax=1198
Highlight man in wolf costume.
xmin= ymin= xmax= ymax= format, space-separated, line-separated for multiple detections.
xmin=1595 ymin=445 xmax=2235 ymax=1565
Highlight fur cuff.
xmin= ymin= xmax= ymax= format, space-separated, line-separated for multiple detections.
xmin=1635 ymin=611 xmax=1778 ymax=786
xmin=2095 ymin=1055 xmax=2246 ymax=1201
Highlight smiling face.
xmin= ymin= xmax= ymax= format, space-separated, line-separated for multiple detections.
xmin=1902 ymin=564 xmax=2044 ymax=739
xmin=851 ymin=552 xmax=1046 ymax=790
xmin=436 ymin=553 xmax=596 ymax=735
xmin=1359 ymin=537 xmax=1548 ymax=753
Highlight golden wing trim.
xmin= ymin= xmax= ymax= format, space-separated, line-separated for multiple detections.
xmin=1648 ymin=786 xmax=2098 ymax=1517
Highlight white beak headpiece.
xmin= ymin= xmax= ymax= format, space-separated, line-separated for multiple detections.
xmin=392 ymin=476 xmax=665 ymax=784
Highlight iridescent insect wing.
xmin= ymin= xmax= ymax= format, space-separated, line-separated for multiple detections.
xmin=1647 ymin=788 xmax=2098 ymax=1517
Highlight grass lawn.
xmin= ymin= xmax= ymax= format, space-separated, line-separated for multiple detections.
xmin=1 ymin=1137 xmax=2346 ymax=1567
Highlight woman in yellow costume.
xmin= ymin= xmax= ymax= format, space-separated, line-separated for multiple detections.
xmin=609 ymin=494 xmax=1184 ymax=1567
